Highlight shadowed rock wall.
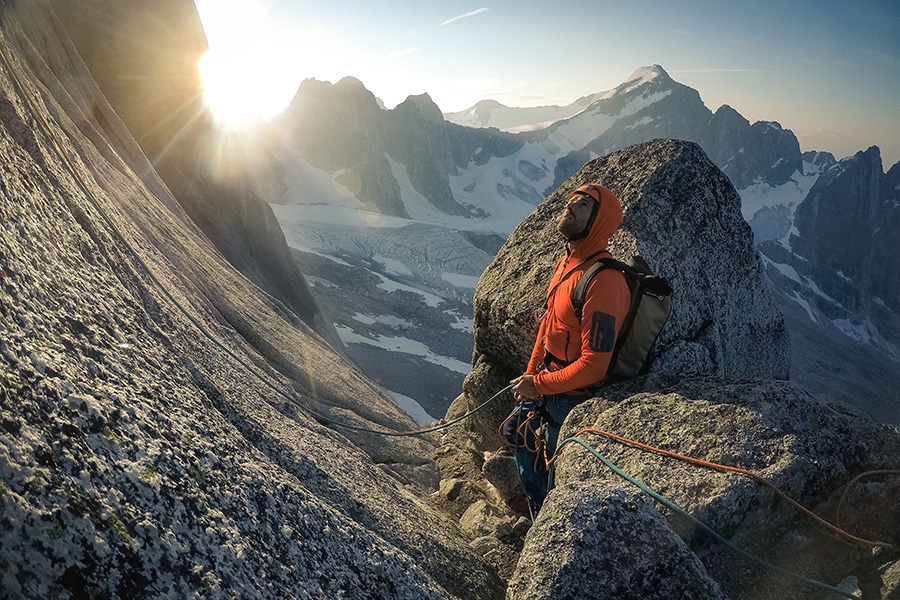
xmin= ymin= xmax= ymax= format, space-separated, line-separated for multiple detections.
xmin=49 ymin=0 xmax=338 ymax=348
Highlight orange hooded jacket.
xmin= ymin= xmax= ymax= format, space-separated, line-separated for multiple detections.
xmin=526 ymin=185 xmax=630 ymax=395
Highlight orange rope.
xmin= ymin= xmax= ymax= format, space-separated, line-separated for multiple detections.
xmin=499 ymin=408 xmax=548 ymax=474
xmin=550 ymin=427 xmax=894 ymax=550
xmin=836 ymin=469 xmax=900 ymax=529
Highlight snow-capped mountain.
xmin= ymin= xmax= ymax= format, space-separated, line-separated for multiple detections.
xmin=442 ymin=92 xmax=607 ymax=133
xmin=260 ymin=65 xmax=900 ymax=424
xmin=752 ymin=148 xmax=900 ymax=360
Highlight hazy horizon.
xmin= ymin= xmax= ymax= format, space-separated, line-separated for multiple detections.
xmin=194 ymin=0 xmax=900 ymax=167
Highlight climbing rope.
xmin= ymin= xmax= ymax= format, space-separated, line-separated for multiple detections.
xmin=301 ymin=385 xmax=512 ymax=437
xmin=560 ymin=436 xmax=864 ymax=600
xmin=551 ymin=427 xmax=894 ymax=551
xmin=836 ymin=469 xmax=900 ymax=530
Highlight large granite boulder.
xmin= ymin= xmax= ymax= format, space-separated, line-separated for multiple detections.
xmin=434 ymin=140 xmax=899 ymax=598
xmin=444 ymin=139 xmax=790 ymax=455
xmin=524 ymin=376 xmax=900 ymax=599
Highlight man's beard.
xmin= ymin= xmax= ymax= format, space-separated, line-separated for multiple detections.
xmin=557 ymin=213 xmax=587 ymax=240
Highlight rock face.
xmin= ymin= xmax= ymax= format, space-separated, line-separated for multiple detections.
xmin=777 ymin=147 xmax=900 ymax=351
xmin=703 ymin=105 xmax=802 ymax=188
xmin=278 ymin=77 xmax=520 ymax=217
xmin=525 ymin=376 xmax=900 ymax=600
xmin=0 ymin=3 xmax=503 ymax=598
xmin=507 ymin=482 xmax=728 ymax=600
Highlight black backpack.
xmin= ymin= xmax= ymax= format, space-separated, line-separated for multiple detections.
xmin=571 ymin=255 xmax=672 ymax=381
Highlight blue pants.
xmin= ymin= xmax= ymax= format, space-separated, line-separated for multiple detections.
xmin=501 ymin=392 xmax=590 ymax=504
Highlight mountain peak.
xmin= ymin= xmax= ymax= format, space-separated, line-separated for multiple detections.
xmin=624 ymin=64 xmax=670 ymax=84
xmin=397 ymin=92 xmax=444 ymax=122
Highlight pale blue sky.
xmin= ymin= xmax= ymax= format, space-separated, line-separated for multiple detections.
xmin=195 ymin=0 xmax=900 ymax=166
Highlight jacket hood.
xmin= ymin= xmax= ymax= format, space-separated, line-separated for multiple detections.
xmin=566 ymin=184 xmax=622 ymax=260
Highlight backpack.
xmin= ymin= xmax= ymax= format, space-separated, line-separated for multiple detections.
xmin=571 ymin=255 xmax=672 ymax=381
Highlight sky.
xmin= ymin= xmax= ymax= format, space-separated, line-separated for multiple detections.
xmin=194 ymin=0 xmax=900 ymax=167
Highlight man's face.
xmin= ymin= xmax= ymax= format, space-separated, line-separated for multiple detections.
xmin=557 ymin=193 xmax=596 ymax=239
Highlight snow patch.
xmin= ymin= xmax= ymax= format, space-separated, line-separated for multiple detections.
xmin=625 ymin=116 xmax=654 ymax=130
xmin=444 ymin=309 xmax=474 ymax=333
xmin=374 ymin=253 xmax=413 ymax=278
xmin=305 ymin=275 xmax=339 ymax=288
xmin=276 ymin=148 xmax=360 ymax=207
xmin=833 ymin=318 xmax=878 ymax=346
xmin=761 ymin=255 xmax=803 ymax=285
xmin=352 ymin=313 xmax=414 ymax=329
xmin=738 ymin=168 xmax=819 ymax=249
xmin=334 ymin=324 xmax=471 ymax=374
xmin=791 ymin=291 xmax=819 ymax=323
xmin=385 ymin=390 xmax=437 ymax=426
xmin=374 ymin=273 xmax=444 ymax=307
xmin=441 ymin=272 xmax=480 ymax=289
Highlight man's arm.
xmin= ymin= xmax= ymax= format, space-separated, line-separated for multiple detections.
xmin=532 ymin=268 xmax=629 ymax=395
xmin=513 ymin=309 xmax=550 ymax=400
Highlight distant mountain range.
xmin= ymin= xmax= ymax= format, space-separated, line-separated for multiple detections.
xmin=257 ymin=65 xmax=900 ymax=424
xmin=443 ymin=93 xmax=607 ymax=133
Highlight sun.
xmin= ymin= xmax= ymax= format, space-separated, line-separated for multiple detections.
xmin=198 ymin=49 xmax=290 ymax=126
xmin=195 ymin=0 xmax=300 ymax=127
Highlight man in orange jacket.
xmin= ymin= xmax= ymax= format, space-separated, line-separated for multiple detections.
xmin=501 ymin=182 xmax=630 ymax=515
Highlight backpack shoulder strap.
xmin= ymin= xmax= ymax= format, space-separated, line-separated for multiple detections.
xmin=571 ymin=256 xmax=630 ymax=320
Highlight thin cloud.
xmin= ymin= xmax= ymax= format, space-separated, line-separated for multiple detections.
xmin=674 ymin=68 xmax=778 ymax=73
xmin=383 ymin=48 xmax=418 ymax=61
xmin=440 ymin=8 xmax=489 ymax=26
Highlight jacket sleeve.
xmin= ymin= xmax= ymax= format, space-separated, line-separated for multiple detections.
xmin=532 ymin=268 xmax=630 ymax=395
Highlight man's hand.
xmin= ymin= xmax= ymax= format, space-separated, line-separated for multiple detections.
xmin=511 ymin=374 xmax=538 ymax=401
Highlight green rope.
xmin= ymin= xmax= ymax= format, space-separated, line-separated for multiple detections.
xmin=561 ymin=437 xmax=862 ymax=600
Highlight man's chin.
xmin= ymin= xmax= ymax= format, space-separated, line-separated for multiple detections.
xmin=557 ymin=222 xmax=582 ymax=239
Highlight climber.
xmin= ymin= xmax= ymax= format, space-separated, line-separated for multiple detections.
xmin=498 ymin=183 xmax=630 ymax=516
